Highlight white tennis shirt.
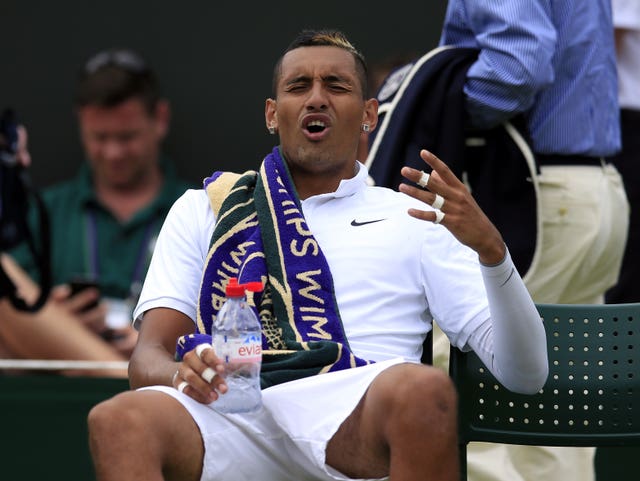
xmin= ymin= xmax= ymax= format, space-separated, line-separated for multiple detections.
xmin=135 ymin=162 xmax=491 ymax=364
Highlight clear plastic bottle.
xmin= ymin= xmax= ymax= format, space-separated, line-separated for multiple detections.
xmin=211 ymin=277 xmax=263 ymax=413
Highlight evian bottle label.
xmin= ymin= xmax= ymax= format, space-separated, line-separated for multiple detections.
xmin=214 ymin=333 xmax=262 ymax=363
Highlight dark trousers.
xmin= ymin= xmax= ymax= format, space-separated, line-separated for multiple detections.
xmin=606 ymin=108 xmax=640 ymax=303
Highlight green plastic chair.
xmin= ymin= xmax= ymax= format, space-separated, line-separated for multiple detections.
xmin=449 ymin=303 xmax=640 ymax=481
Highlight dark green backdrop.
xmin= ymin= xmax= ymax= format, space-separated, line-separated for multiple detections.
xmin=2 ymin=0 xmax=447 ymax=187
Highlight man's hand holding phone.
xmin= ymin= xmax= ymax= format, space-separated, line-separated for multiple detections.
xmin=69 ymin=278 xmax=100 ymax=311
xmin=54 ymin=278 xmax=107 ymax=334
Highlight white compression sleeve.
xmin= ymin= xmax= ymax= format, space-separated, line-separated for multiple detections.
xmin=465 ymin=249 xmax=549 ymax=394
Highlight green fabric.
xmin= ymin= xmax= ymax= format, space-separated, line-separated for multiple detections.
xmin=9 ymin=156 xmax=193 ymax=299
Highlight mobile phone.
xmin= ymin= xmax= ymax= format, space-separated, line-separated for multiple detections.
xmin=69 ymin=277 xmax=100 ymax=311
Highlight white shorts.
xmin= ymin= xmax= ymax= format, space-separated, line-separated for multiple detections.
xmin=141 ymin=358 xmax=405 ymax=481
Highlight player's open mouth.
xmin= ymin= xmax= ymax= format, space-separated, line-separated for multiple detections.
xmin=306 ymin=120 xmax=326 ymax=133
xmin=302 ymin=115 xmax=330 ymax=141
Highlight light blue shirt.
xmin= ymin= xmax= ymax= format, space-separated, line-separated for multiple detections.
xmin=440 ymin=0 xmax=621 ymax=156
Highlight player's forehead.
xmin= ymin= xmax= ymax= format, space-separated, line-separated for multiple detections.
xmin=279 ymin=46 xmax=358 ymax=83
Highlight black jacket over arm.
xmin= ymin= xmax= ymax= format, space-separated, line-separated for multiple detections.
xmin=366 ymin=46 xmax=539 ymax=277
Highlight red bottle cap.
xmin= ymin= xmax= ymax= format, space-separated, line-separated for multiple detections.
xmin=225 ymin=277 xmax=264 ymax=297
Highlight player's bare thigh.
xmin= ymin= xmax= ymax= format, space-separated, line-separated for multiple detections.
xmin=325 ymin=362 xmax=456 ymax=479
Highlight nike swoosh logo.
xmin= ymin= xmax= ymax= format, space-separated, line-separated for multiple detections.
xmin=350 ymin=218 xmax=386 ymax=227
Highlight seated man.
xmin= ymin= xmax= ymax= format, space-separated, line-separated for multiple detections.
xmin=0 ymin=48 xmax=192 ymax=377
xmin=87 ymin=29 xmax=548 ymax=480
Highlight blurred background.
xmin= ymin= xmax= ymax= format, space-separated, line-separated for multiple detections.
xmin=1 ymin=0 xmax=447 ymax=187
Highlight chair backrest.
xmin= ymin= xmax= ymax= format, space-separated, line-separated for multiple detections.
xmin=450 ymin=302 xmax=640 ymax=479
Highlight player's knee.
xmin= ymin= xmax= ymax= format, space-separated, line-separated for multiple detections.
xmin=88 ymin=392 xmax=141 ymax=444
xmin=403 ymin=364 xmax=455 ymax=409
xmin=380 ymin=364 xmax=457 ymax=435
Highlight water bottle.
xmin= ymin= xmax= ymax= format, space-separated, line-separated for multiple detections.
xmin=211 ymin=277 xmax=263 ymax=413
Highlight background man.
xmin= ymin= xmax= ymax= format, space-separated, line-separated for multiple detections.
xmin=434 ymin=2 xmax=629 ymax=480
xmin=0 ymin=48 xmax=193 ymax=377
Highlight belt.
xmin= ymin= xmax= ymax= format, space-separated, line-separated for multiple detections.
xmin=621 ymin=108 xmax=640 ymax=123
xmin=536 ymin=153 xmax=607 ymax=166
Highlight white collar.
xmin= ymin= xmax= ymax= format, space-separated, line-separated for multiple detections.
xmin=304 ymin=161 xmax=369 ymax=202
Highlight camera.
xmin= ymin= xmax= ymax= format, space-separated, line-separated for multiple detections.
xmin=0 ymin=109 xmax=30 ymax=250
xmin=0 ymin=108 xmax=51 ymax=311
